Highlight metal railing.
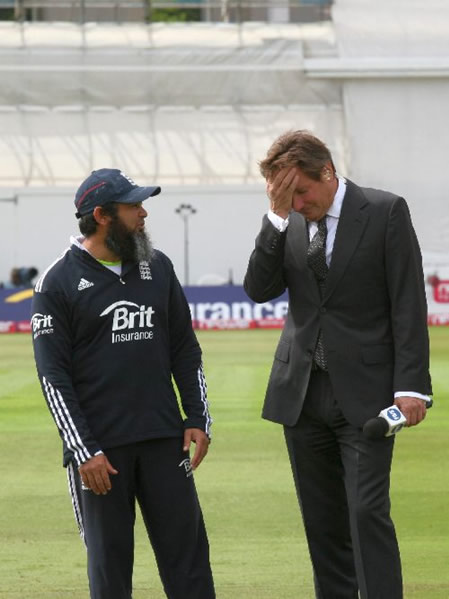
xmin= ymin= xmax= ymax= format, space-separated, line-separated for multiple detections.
xmin=0 ymin=0 xmax=332 ymax=23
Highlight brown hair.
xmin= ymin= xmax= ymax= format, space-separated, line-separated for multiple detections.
xmin=259 ymin=130 xmax=335 ymax=181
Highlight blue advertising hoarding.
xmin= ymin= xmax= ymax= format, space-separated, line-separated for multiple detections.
xmin=0 ymin=286 xmax=289 ymax=333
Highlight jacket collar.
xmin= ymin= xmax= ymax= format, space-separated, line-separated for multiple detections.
xmin=286 ymin=180 xmax=370 ymax=302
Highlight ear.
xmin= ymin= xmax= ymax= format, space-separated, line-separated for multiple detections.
xmin=321 ymin=163 xmax=334 ymax=182
xmin=92 ymin=206 xmax=111 ymax=226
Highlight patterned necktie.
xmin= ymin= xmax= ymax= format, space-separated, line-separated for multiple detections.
xmin=307 ymin=217 xmax=328 ymax=370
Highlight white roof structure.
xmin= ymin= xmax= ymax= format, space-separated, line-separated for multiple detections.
xmin=0 ymin=21 xmax=345 ymax=187
xmin=1 ymin=2 xmax=448 ymax=285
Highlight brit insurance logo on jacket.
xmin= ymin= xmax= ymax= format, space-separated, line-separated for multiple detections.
xmin=31 ymin=313 xmax=54 ymax=339
xmin=100 ymin=300 xmax=156 ymax=344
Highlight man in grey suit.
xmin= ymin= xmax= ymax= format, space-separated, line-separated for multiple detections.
xmin=244 ymin=130 xmax=432 ymax=599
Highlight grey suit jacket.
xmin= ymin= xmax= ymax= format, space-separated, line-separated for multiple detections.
xmin=244 ymin=179 xmax=432 ymax=428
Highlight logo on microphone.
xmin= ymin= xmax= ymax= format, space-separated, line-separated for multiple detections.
xmin=387 ymin=407 xmax=402 ymax=421
xmin=382 ymin=406 xmax=407 ymax=436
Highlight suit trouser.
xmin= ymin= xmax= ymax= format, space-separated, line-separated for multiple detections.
xmin=67 ymin=437 xmax=215 ymax=599
xmin=284 ymin=370 xmax=402 ymax=599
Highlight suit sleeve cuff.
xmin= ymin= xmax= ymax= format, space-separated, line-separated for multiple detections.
xmin=267 ymin=210 xmax=289 ymax=232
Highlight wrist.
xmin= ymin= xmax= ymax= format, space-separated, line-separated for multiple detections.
xmin=271 ymin=207 xmax=289 ymax=219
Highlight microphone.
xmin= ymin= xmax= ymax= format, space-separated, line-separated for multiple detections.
xmin=363 ymin=399 xmax=433 ymax=440
xmin=363 ymin=406 xmax=407 ymax=439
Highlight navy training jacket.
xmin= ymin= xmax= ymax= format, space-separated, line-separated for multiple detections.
xmin=31 ymin=237 xmax=212 ymax=467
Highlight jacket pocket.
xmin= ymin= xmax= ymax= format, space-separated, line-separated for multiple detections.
xmin=275 ymin=341 xmax=290 ymax=363
xmin=361 ymin=343 xmax=393 ymax=365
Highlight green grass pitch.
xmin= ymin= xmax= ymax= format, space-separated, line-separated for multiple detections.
xmin=0 ymin=328 xmax=448 ymax=598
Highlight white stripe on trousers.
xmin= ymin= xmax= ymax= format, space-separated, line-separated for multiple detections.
xmin=67 ymin=462 xmax=86 ymax=546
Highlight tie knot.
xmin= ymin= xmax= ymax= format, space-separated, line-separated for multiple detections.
xmin=318 ymin=217 xmax=327 ymax=233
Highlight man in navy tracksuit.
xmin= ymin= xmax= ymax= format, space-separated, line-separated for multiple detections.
xmin=31 ymin=169 xmax=215 ymax=599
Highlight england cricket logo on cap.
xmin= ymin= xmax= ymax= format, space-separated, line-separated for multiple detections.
xmin=120 ymin=171 xmax=137 ymax=186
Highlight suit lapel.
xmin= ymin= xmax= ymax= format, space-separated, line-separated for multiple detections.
xmin=323 ymin=180 xmax=369 ymax=301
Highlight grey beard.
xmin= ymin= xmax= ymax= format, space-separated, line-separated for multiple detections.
xmin=105 ymin=218 xmax=154 ymax=263
xmin=134 ymin=230 xmax=154 ymax=263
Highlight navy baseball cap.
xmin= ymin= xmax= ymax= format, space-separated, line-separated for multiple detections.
xmin=75 ymin=168 xmax=161 ymax=217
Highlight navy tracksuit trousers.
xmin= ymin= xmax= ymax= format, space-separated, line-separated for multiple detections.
xmin=67 ymin=437 xmax=215 ymax=599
